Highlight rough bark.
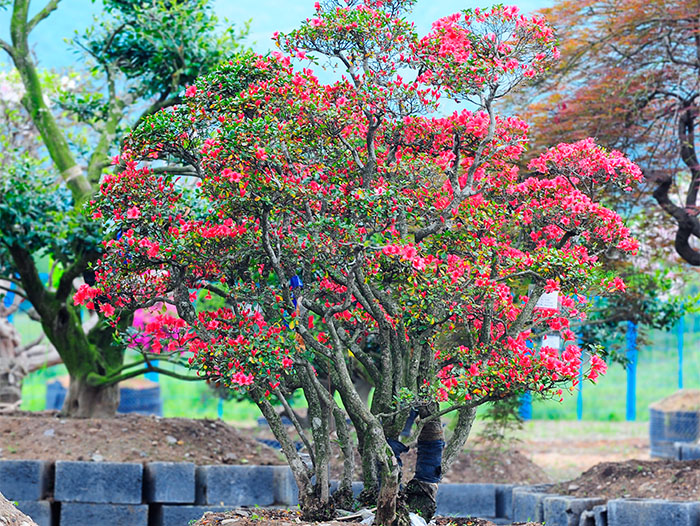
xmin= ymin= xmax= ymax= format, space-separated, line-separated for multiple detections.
xmin=61 ymin=375 xmax=120 ymax=418
xmin=0 ymin=489 xmax=38 ymax=526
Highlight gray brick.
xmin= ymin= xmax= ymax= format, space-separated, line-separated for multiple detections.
xmin=144 ymin=462 xmax=195 ymax=503
xmin=60 ymin=502 xmax=148 ymax=526
xmin=592 ymin=504 xmax=607 ymax=526
xmin=678 ymin=443 xmax=700 ymax=460
xmin=15 ymin=501 xmax=53 ymax=526
xmin=273 ymin=466 xmax=297 ymax=506
xmin=543 ymin=495 xmax=605 ymax=526
xmin=579 ymin=504 xmax=607 ymax=526
xmin=351 ymin=481 xmax=363 ymax=498
xmin=607 ymin=499 xmax=700 ymax=526
xmin=512 ymin=488 xmax=556 ymax=522
xmin=195 ymin=465 xmax=276 ymax=506
xmin=54 ymin=461 xmax=142 ymax=504
xmin=494 ymin=484 xmax=515 ymax=519
xmin=436 ymin=483 xmax=496 ymax=518
xmin=151 ymin=504 xmax=231 ymax=526
xmin=0 ymin=460 xmax=52 ymax=500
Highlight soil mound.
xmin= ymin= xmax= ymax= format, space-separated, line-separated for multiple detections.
xmin=553 ymin=458 xmax=700 ymax=501
xmin=0 ymin=411 xmax=284 ymax=465
xmin=649 ymin=389 xmax=700 ymax=412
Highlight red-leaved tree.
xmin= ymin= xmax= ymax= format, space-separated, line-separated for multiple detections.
xmin=78 ymin=1 xmax=640 ymax=523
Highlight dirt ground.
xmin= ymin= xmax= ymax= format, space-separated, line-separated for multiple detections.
xmin=509 ymin=420 xmax=651 ymax=482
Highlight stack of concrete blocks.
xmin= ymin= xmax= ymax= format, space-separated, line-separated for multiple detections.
xmin=513 ymin=486 xmax=700 ymax=526
xmin=0 ymin=460 xmax=54 ymax=526
xmin=0 ymin=460 xmax=298 ymax=526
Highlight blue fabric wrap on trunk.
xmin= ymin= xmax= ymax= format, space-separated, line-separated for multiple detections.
xmin=414 ymin=439 xmax=445 ymax=483
xmin=387 ymin=438 xmax=409 ymax=467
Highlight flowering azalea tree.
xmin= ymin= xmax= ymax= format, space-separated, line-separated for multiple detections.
xmin=82 ymin=1 xmax=640 ymax=523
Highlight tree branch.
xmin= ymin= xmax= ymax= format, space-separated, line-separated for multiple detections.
xmin=27 ymin=0 xmax=61 ymax=33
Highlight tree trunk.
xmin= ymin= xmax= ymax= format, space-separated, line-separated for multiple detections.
xmin=0 ymin=313 xmax=22 ymax=409
xmin=374 ymin=441 xmax=400 ymax=526
xmin=61 ymin=376 xmax=119 ymax=418
xmin=0 ymin=490 xmax=38 ymax=526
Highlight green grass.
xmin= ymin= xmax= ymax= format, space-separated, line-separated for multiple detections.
xmin=532 ymin=323 xmax=700 ymax=421
xmin=18 ymin=311 xmax=700 ymax=423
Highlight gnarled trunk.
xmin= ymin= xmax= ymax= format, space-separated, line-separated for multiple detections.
xmin=61 ymin=376 xmax=119 ymax=418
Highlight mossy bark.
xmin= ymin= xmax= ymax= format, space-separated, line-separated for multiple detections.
xmin=10 ymin=245 xmax=125 ymax=417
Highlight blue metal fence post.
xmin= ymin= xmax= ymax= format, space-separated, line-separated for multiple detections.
xmin=626 ymin=321 xmax=637 ymax=421
xmin=678 ymin=316 xmax=685 ymax=390
xmin=519 ymin=338 xmax=534 ymax=420
xmin=577 ymin=359 xmax=583 ymax=421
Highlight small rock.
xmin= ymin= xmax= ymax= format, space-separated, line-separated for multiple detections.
xmin=221 ymin=520 xmax=238 ymax=525
xmin=139 ymin=450 xmax=148 ymax=458
xmin=409 ymin=512 xmax=427 ymax=526
xmin=43 ymin=428 xmax=55 ymax=437
xmin=165 ymin=435 xmax=178 ymax=445
xmin=568 ymin=483 xmax=580 ymax=491
xmin=91 ymin=453 xmax=104 ymax=462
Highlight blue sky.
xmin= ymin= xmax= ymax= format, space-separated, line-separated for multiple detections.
xmin=1 ymin=0 xmax=553 ymax=70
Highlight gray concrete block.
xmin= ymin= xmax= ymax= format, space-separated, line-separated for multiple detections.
xmin=352 ymin=481 xmax=363 ymax=497
xmin=144 ymin=462 xmax=195 ymax=503
xmin=677 ymin=443 xmax=700 ymax=460
xmin=273 ymin=466 xmax=298 ymax=506
xmin=512 ymin=488 xmax=556 ymax=522
xmin=607 ymin=499 xmax=700 ymax=526
xmin=543 ymin=495 xmax=605 ymax=526
xmin=15 ymin=501 xmax=52 ymax=526
xmin=0 ymin=460 xmax=52 ymax=500
xmin=436 ymin=483 xmax=496 ymax=518
xmin=593 ymin=504 xmax=607 ymax=526
xmin=151 ymin=504 xmax=232 ymax=526
xmin=195 ymin=465 xmax=276 ymax=506
xmin=54 ymin=461 xmax=143 ymax=504
xmin=494 ymin=484 xmax=515 ymax=519
xmin=60 ymin=502 xmax=148 ymax=526
xmin=329 ymin=480 xmax=363 ymax=499
xmin=579 ymin=504 xmax=607 ymax=526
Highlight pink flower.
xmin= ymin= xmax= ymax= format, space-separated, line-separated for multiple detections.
xmin=126 ymin=206 xmax=140 ymax=219
xmin=185 ymin=85 xmax=197 ymax=97
xmin=544 ymin=279 xmax=559 ymax=293
xmin=100 ymin=303 xmax=115 ymax=317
